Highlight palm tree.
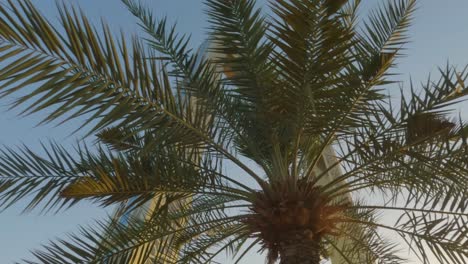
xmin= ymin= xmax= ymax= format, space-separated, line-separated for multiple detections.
xmin=0 ymin=0 xmax=467 ymax=263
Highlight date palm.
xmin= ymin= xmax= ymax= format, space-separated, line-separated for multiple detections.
xmin=0 ymin=0 xmax=467 ymax=263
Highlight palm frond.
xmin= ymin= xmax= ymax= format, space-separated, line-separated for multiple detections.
xmin=23 ymin=193 xmax=246 ymax=264
xmin=394 ymin=207 xmax=468 ymax=263
xmin=354 ymin=0 xmax=416 ymax=86
xmin=120 ymin=0 xmax=265 ymax=183
xmin=0 ymin=0 xmax=263 ymax=184
xmin=205 ymin=0 xmax=273 ymax=101
xmin=60 ymin=145 xmax=234 ymax=211
xmin=0 ymin=143 xmax=83 ymax=213
xmin=360 ymin=0 xmax=417 ymax=55
xmin=326 ymin=208 xmax=406 ymax=264
xmin=24 ymin=216 xmax=167 ymax=264
xmin=325 ymin=65 xmax=468 ymax=200
xmin=0 ymin=0 xmax=224 ymax=155
xmin=121 ymin=0 xmax=227 ymax=115
xmin=205 ymin=0 xmax=292 ymax=167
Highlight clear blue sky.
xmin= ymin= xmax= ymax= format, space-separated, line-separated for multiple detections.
xmin=0 ymin=0 xmax=467 ymax=263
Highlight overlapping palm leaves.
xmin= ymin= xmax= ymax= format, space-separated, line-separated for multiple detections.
xmin=0 ymin=0 xmax=467 ymax=263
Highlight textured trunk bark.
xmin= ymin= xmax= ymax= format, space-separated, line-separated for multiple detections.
xmin=278 ymin=232 xmax=321 ymax=264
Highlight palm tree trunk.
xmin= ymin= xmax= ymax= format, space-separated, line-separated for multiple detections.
xmin=278 ymin=232 xmax=321 ymax=264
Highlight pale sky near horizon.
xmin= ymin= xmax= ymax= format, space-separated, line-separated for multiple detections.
xmin=0 ymin=0 xmax=467 ymax=263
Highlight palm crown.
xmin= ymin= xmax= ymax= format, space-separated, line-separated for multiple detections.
xmin=0 ymin=0 xmax=467 ymax=263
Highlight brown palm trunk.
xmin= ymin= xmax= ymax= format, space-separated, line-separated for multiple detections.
xmin=278 ymin=232 xmax=321 ymax=264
